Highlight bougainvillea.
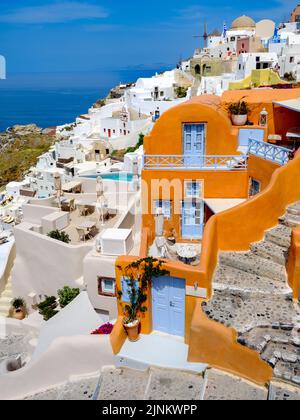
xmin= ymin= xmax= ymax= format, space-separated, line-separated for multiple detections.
xmin=91 ymin=323 xmax=114 ymax=335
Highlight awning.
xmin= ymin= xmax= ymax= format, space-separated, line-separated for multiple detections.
xmin=274 ymin=98 xmax=300 ymax=113
xmin=62 ymin=180 xmax=82 ymax=191
xmin=205 ymin=199 xmax=246 ymax=214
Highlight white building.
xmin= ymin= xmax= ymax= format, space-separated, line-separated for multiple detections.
xmin=236 ymin=52 xmax=279 ymax=79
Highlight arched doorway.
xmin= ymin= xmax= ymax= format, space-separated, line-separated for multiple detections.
xmin=195 ymin=64 xmax=201 ymax=75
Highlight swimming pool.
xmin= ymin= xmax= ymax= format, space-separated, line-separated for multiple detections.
xmin=82 ymin=172 xmax=134 ymax=182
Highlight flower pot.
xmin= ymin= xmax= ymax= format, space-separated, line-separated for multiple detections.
xmin=10 ymin=307 xmax=26 ymax=321
xmin=231 ymin=114 xmax=248 ymax=126
xmin=123 ymin=319 xmax=140 ymax=342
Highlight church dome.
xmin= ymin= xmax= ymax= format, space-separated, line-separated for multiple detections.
xmin=231 ymin=15 xmax=256 ymax=30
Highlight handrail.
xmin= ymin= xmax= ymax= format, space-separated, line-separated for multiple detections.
xmin=248 ymin=138 xmax=290 ymax=166
xmin=143 ymin=155 xmax=248 ymax=171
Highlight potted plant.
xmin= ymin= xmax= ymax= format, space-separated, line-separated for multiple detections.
xmin=117 ymin=258 xmax=169 ymax=342
xmin=228 ymin=100 xmax=250 ymax=126
xmin=9 ymin=298 xmax=27 ymax=320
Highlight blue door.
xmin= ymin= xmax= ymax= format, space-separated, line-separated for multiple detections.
xmin=152 ymin=276 xmax=186 ymax=337
xmin=183 ymin=124 xmax=205 ymax=167
xmin=181 ymin=201 xmax=204 ymax=239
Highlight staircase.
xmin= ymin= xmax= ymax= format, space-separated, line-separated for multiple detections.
xmin=190 ymin=77 xmax=201 ymax=97
xmin=22 ymin=364 xmax=300 ymax=400
xmin=203 ymin=201 xmax=300 ymax=388
xmin=0 ymin=276 xmax=13 ymax=317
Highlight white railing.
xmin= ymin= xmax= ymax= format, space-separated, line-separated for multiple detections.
xmin=248 ymin=139 xmax=291 ymax=166
xmin=143 ymin=155 xmax=248 ymax=171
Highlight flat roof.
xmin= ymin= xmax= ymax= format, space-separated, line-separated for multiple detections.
xmin=205 ymin=198 xmax=246 ymax=214
xmin=273 ymin=98 xmax=300 ymax=113
xmin=62 ymin=180 xmax=82 ymax=191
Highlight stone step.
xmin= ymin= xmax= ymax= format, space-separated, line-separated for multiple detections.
xmin=213 ymin=264 xmax=290 ymax=294
xmin=202 ymin=290 xmax=295 ymax=334
xmin=219 ymin=251 xmax=287 ymax=282
xmin=287 ymin=201 xmax=300 ymax=217
xmin=97 ymin=366 xmax=149 ymax=400
xmin=279 ymin=214 xmax=300 ymax=229
xmin=203 ymin=369 xmax=268 ymax=400
xmin=250 ymin=241 xmax=288 ymax=266
xmin=144 ymin=367 xmax=204 ymax=400
xmin=265 ymin=224 xmax=292 ymax=248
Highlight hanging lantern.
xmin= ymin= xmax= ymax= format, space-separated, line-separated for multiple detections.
xmin=259 ymin=108 xmax=268 ymax=127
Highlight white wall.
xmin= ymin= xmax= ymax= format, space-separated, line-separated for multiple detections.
xmin=12 ymin=224 xmax=93 ymax=302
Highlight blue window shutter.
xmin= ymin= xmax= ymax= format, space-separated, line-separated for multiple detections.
xmin=121 ymin=277 xmax=139 ymax=303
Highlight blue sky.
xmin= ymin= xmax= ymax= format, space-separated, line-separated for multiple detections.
xmin=0 ymin=0 xmax=296 ymax=75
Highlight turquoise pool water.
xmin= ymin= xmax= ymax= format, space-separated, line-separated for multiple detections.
xmin=82 ymin=172 xmax=133 ymax=182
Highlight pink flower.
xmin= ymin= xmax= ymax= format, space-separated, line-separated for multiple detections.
xmin=91 ymin=323 xmax=114 ymax=335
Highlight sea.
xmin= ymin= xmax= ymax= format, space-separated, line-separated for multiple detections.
xmin=0 ymin=67 xmax=169 ymax=133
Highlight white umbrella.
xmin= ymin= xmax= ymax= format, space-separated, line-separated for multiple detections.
xmin=54 ymin=173 xmax=62 ymax=209
xmin=155 ymin=207 xmax=164 ymax=238
xmin=96 ymin=177 xmax=105 ymax=226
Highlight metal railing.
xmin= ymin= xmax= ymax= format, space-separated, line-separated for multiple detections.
xmin=143 ymin=155 xmax=248 ymax=171
xmin=248 ymin=138 xmax=291 ymax=166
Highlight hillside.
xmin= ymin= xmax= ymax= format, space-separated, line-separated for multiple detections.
xmin=0 ymin=125 xmax=55 ymax=188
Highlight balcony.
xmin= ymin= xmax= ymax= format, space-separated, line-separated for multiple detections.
xmin=248 ymin=139 xmax=291 ymax=166
xmin=143 ymin=155 xmax=248 ymax=171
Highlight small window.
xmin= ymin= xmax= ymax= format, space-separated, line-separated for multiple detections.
xmin=98 ymin=277 xmax=116 ymax=297
xmin=230 ymin=37 xmax=235 ymax=42
xmin=250 ymin=179 xmax=261 ymax=197
xmin=104 ymin=128 xmax=106 ymax=133
xmin=256 ymin=56 xmax=260 ymax=62
xmin=160 ymin=91 xmax=164 ymax=96
xmin=153 ymin=200 xmax=172 ymax=219
xmin=185 ymin=181 xmax=203 ymax=198
xmin=290 ymin=57 xmax=295 ymax=63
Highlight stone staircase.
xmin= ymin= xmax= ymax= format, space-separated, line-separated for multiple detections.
xmin=190 ymin=77 xmax=201 ymax=97
xmin=0 ymin=277 xmax=13 ymax=317
xmin=21 ymin=364 xmax=300 ymax=400
xmin=203 ymin=201 xmax=300 ymax=388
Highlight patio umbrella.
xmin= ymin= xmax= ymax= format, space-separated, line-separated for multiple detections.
xmin=155 ymin=207 xmax=164 ymax=238
xmin=54 ymin=173 xmax=62 ymax=209
xmin=96 ymin=176 xmax=105 ymax=226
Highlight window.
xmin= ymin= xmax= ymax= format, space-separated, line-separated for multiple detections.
xmin=160 ymin=91 xmax=164 ymax=96
xmin=104 ymin=128 xmax=106 ymax=133
xmin=184 ymin=181 xmax=203 ymax=198
xmin=256 ymin=56 xmax=260 ymax=62
xmin=98 ymin=277 xmax=116 ymax=297
xmin=250 ymin=178 xmax=261 ymax=197
xmin=290 ymin=57 xmax=295 ymax=63
xmin=153 ymin=200 xmax=172 ymax=219
xmin=230 ymin=37 xmax=235 ymax=42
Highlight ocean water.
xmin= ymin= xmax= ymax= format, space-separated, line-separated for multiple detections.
xmin=0 ymin=68 xmax=168 ymax=132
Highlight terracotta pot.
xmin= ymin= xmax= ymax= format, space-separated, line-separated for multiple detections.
xmin=231 ymin=114 xmax=248 ymax=126
xmin=10 ymin=307 xmax=26 ymax=321
xmin=123 ymin=319 xmax=140 ymax=342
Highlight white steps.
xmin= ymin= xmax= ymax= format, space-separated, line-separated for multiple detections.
xmin=0 ymin=276 xmax=13 ymax=317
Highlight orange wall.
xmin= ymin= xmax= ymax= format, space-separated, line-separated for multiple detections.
xmin=188 ymin=302 xmax=273 ymax=385
xmin=248 ymin=155 xmax=281 ymax=191
xmin=141 ymin=170 xmax=249 ymax=241
xmin=115 ymin=256 xmax=207 ymax=343
xmin=144 ymin=95 xmax=239 ymax=156
xmin=287 ymin=225 xmax=300 ymax=300
xmin=222 ymin=88 xmax=300 ymax=136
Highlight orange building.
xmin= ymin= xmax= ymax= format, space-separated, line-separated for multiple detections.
xmin=115 ymin=88 xmax=300 ymax=385
xmin=290 ymin=5 xmax=300 ymax=23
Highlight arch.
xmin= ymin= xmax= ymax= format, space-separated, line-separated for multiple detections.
xmin=195 ymin=64 xmax=201 ymax=75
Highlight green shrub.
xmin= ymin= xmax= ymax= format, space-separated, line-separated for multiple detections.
xmin=58 ymin=286 xmax=80 ymax=308
xmin=11 ymin=298 xmax=26 ymax=309
xmin=228 ymin=101 xmax=250 ymax=115
xmin=37 ymin=296 xmax=58 ymax=321
xmin=175 ymin=86 xmax=188 ymax=98
xmin=47 ymin=230 xmax=71 ymax=244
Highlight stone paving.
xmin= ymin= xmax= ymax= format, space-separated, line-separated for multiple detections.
xmin=203 ymin=201 xmax=300 ymax=391
xmin=0 ymin=333 xmax=34 ymax=365
xmin=269 ymin=381 xmax=300 ymax=400
xmin=203 ymin=369 xmax=268 ymax=400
